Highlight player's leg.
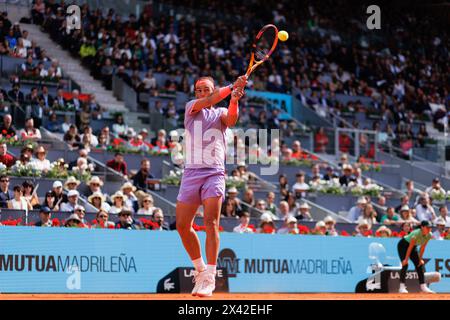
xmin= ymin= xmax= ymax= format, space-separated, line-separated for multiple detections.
xmin=410 ymin=246 xmax=434 ymax=293
xmin=397 ymin=239 xmax=409 ymax=293
xmin=176 ymin=201 xmax=202 ymax=262
xmin=194 ymin=195 xmax=222 ymax=297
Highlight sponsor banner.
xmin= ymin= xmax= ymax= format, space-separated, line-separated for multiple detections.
xmin=245 ymin=90 xmax=292 ymax=120
xmin=0 ymin=227 xmax=449 ymax=293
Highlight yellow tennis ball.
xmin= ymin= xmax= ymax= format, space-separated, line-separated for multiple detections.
xmin=278 ymin=30 xmax=289 ymax=41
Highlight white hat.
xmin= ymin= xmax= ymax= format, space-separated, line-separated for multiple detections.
xmin=260 ymin=212 xmax=273 ymax=223
xmin=67 ymin=190 xmax=79 ymax=197
xmin=139 ymin=128 xmax=148 ymax=134
xmin=286 ymin=216 xmax=297 ymax=224
xmin=111 ymin=191 xmax=128 ymax=203
xmin=227 ymin=187 xmax=238 ymax=194
xmin=121 ymin=182 xmax=137 ymax=192
xmin=88 ymin=176 xmax=104 ymax=187
xmin=64 ymin=176 xmax=80 ymax=188
xmin=357 ymin=197 xmax=367 ymax=205
xmin=74 ymin=205 xmax=85 ymax=212
xmin=315 ymin=221 xmax=326 ymax=228
xmin=299 ymin=202 xmax=310 ymax=209
xmin=324 ymin=216 xmax=336 ymax=224
xmin=435 ymin=217 xmax=446 ymax=226
xmin=376 ymin=225 xmax=392 ymax=236
xmin=65 ymin=214 xmax=81 ymax=224
xmin=88 ymin=191 xmax=105 ymax=203
xmin=400 ymin=205 xmax=410 ymax=212
xmin=358 ymin=219 xmax=370 ymax=227
xmin=53 ymin=181 xmax=63 ymax=188
xmin=169 ymin=130 xmax=179 ymax=137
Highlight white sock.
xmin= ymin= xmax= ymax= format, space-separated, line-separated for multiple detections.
xmin=192 ymin=258 xmax=206 ymax=272
xmin=400 ymin=283 xmax=406 ymax=288
xmin=207 ymin=264 xmax=217 ymax=275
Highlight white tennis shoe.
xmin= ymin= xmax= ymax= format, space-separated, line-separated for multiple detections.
xmin=399 ymin=283 xmax=408 ymax=293
xmin=191 ymin=270 xmax=203 ymax=296
xmin=420 ymin=284 xmax=435 ymax=294
xmin=195 ymin=271 xmax=216 ymax=297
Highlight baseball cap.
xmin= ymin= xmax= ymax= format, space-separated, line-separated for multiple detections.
xmin=435 ymin=218 xmax=446 ymax=226
xmin=67 ymin=190 xmax=79 ymax=197
xmin=40 ymin=207 xmax=51 ymax=214
xmin=400 ymin=205 xmax=410 ymax=212
xmin=420 ymin=220 xmax=432 ymax=228
xmin=53 ymin=181 xmax=63 ymax=188
xmin=286 ymin=216 xmax=297 ymax=224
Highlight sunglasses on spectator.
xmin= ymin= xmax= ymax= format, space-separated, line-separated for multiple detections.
xmin=76 ymin=209 xmax=85 ymax=212
xmin=120 ymin=213 xmax=131 ymax=217
xmin=99 ymin=215 xmax=108 ymax=218
xmin=91 ymin=183 xmax=100 ymax=187
xmin=143 ymin=200 xmax=152 ymax=203
xmin=1 ymin=179 xmax=9 ymax=182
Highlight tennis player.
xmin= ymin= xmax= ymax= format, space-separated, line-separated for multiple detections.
xmin=397 ymin=220 xmax=435 ymax=293
xmin=176 ymin=75 xmax=247 ymax=297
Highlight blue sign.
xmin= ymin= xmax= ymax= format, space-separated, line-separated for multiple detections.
xmin=0 ymin=227 xmax=449 ymax=293
xmin=246 ymin=90 xmax=293 ymax=120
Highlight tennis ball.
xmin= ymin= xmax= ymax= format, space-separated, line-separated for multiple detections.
xmin=278 ymin=30 xmax=289 ymax=42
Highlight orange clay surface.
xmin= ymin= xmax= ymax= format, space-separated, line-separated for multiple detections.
xmin=1 ymin=293 xmax=449 ymax=300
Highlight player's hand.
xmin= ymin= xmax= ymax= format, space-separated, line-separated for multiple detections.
xmin=418 ymin=259 xmax=425 ymax=267
xmin=231 ymin=87 xmax=245 ymax=102
xmin=402 ymin=259 xmax=408 ymax=266
xmin=233 ymin=75 xmax=248 ymax=90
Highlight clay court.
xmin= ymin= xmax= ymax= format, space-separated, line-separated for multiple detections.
xmin=1 ymin=293 xmax=449 ymax=300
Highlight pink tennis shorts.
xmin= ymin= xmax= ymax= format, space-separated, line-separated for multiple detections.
xmin=177 ymin=168 xmax=226 ymax=205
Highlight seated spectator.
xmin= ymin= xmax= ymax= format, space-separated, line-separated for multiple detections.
xmin=96 ymin=134 xmax=108 ymax=150
xmin=0 ymin=114 xmax=17 ymax=139
xmin=354 ymin=219 xmax=372 ymax=237
xmin=432 ymin=218 xmax=447 ymax=240
xmin=265 ymin=191 xmax=277 ymax=215
xmin=291 ymin=172 xmax=309 ymax=198
xmin=233 ymin=211 xmax=254 ymax=233
xmin=222 ymin=197 xmax=239 ymax=218
xmin=356 ymin=203 xmax=377 ymax=230
xmin=323 ymin=166 xmax=336 ymax=181
xmin=112 ymin=114 xmax=128 ymax=139
xmin=381 ymin=207 xmax=401 ymax=226
xmin=8 ymin=84 xmax=25 ymax=106
xmin=64 ymin=213 xmax=83 ymax=228
xmin=324 ymin=216 xmax=338 ymax=236
xmin=88 ymin=191 xmax=111 ymax=213
xmin=425 ymin=177 xmax=446 ymax=198
xmin=435 ymin=206 xmax=450 ymax=227
xmin=313 ymin=221 xmax=327 ymax=235
xmin=339 ymin=164 xmax=354 ymax=186
xmin=353 ymin=167 xmax=363 ymax=186
xmin=106 ymin=152 xmax=128 ymax=176
xmin=19 ymin=118 xmax=41 ymax=141
xmin=374 ymin=196 xmax=388 ymax=221
xmin=67 ymin=89 xmax=82 ymax=111
xmin=151 ymin=208 xmax=170 ymax=231
xmin=64 ymin=124 xmax=82 ymax=150
xmin=375 ymin=225 xmax=392 ymax=238
xmin=8 ymin=185 xmax=32 ymax=211
xmin=35 ymin=207 xmax=53 ymax=227
xmin=115 ymin=209 xmax=143 ymax=230
xmin=415 ymin=196 xmax=436 ymax=222
xmin=295 ymin=202 xmax=313 ymax=221
xmin=399 ymin=205 xmax=420 ymax=226
xmin=52 ymin=180 xmax=67 ymax=204
xmin=0 ymin=143 xmax=16 ymax=168
xmin=100 ymin=127 xmax=111 ymax=145
xmin=31 ymin=146 xmax=51 ymax=172
xmin=41 ymin=190 xmax=59 ymax=211
xmin=151 ymin=129 xmax=170 ymax=152
xmin=404 ymin=180 xmax=416 ymax=201
xmin=399 ymin=221 xmax=412 ymax=237
xmin=225 ymin=187 xmax=242 ymax=215
xmin=141 ymin=70 xmax=157 ymax=91
xmin=348 ymin=197 xmax=368 ymax=222
xmin=137 ymin=194 xmax=155 ymax=216
xmin=60 ymin=189 xmax=80 ymax=212
xmin=80 ymin=126 xmax=98 ymax=148
xmin=109 ymin=191 xmax=129 ymax=215
xmin=314 ymin=127 xmax=329 ymax=153
xmin=0 ymin=175 xmax=14 ymax=208
xmin=257 ymin=214 xmax=276 ymax=234
xmin=86 ymin=176 xmax=105 ymax=198
xmin=64 ymin=176 xmax=81 ymax=192
xmin=132 ymin=159 xmax=155 ymax=192
xmin=127 ymin=134 xmax=150 ymax=153
xmin=311 ymin=164 xmax=323 ymax=180
xmin=92 ymin=210 xmax=115 ymax=229
xmin=395 ymin=195 xmax=410 ymax=213
xmin=121 ymin=182 xmax=139 ymax=212
xmin=276 ymin=200 xmax=291 ymax=221
xmin=45 ymin=112 xmax=62 ymax=133
xmin=277 ymin=216 xmax=299 ymax=234
xmin=22 ymin=180 xmax=40 ymax=209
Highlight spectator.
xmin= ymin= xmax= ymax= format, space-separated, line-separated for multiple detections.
xmin=31 ymin=146 xmax=51 ymax=172
xmin=339 ymin=164 xmax=353 ymax=186
xmin=86 ymin=176 xmax=105 ymax=198
xmin=132 ymin=159 xmax=155 ymax=191
xmin=233 ymin=211 xmax=254 ymax=233
xmin=376 ymin=225 xmax=392 ymax=238
xmin=265 ymin=191 xmax=277 ymax=215
xmin=127 ymin=134 xmax=150 ymax=153
xmin=0 ymin=143 xmax=16 ymax=167
xmin=311 ymin=164 xmax=323 ymax=180
xmin=112 ymin=114 xmax=128 ymax=139
xmin=242 ymin=188 xmax=256 ymax=208
xmin=88 ymin=191 xmax=111 ymax=213
xmin=415 ymin=196 xmax=436 ymax=222
xmin=277 ymin=216 xmax=299 ymax=234
xmin=432 ymin=218 xmax=447 ymax=240
xmin=222 ymin=197 xmax=239 ymax=218
xmin=323 ymin=166 xmax=336 ymax=181
xmin=276 ymin=200 xmax=291 ymax=221
xmin=356 ymin=203 xmax=377 ymax=229
xmin=19 ymin=118 xmax=41 ymax=141
xmin=151 ymin=208 xmax=170 ymax=231
xmin=80 ymin=126 xmax=98 ymax=148
xmin=22 ymin=180 xmax=40 ymax=209
xmin=395 ymin=195 xmax=410 ymax=213
xmin=399 ymin=205 xmax=420 ymax=226
xmin=0 ymin=175 xmax=14 ymax=208
xmin=399 ymin=222 xmax=412 ymax=237
xmin=225 ymin=187 xmax=242 ymax=214
xmin=404 ymin=180 xmax=415 ymax=201
xmin=92 ymin=210 xmax=115 ymax=229
xmin=425 ymin=178 xmax=446 ymax=198
xmin=257 ymin=215 xmax=276 ymax=234
xmin=151 ymin=129 xmax=171 ymax=152
xmin=291 ymin=172 xmax=309 ymax=198
xmin=106 ymin=152 xmax=128 ymax=176
xmin=34 ymin=207 xmax=53 ymax=227
xmin=291 ymin=140 xmax=305 ymax=159
xmin=435 ymin=206 xmax=450 ymax=227
xmin=381 ymin=207 xmax=401 ymax=226
xmin=314 ymin=127 xmax=329 ymax=153
xmin=324 ymin=216 xmax=338 ymax=236
xmin=52 ymin=180 xmax=67 ymax=205
xmin=0 ymin=114 xmax=17 ymax=139
xmin=109 ymin=191 xmax=129 ymax=215
xmin=355 ymin=219 xmax=371 ymax=237
xmin=64 ymin=124 xmax=82 ymax=150
xmin=115 ymin=209 xmax=143 ymax=230
xmin=295 ymin=202 xmax=313 ymax=221
xmin=64 ymin=176 xmax=80 ymax=192
xmin=60 ymin=189 xmax=80 ymax=212
xmin=348 ymin=197 xmax=367 ymax=222
xmin=313 ymin=221 xmax=327 ymax=236
xmin=45 ymin=112 xmax=62 ymax=133
xmin=7 ymin=185 xmax=32 ymax=211
xmin=278 ymin=174 xmax=289 ymax=198
xmin=121 ymin=182 xmax=139 ymax=212
xmin=42 ymin=190 xmax=59 ymax=211
xmin=137 ymin=194 xmax=155 ymax=216
xmin=64 ymin=214 xmax=83 ymax=228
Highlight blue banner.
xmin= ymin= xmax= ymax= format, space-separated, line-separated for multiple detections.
xmin=0 ymin=227 xmax=449 ymax=293
xmin=246 ymin=90 xmax=293 ymax=120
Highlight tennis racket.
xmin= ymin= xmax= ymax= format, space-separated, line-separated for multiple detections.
xmin=245 ymin=24 xmax=279 ymax=78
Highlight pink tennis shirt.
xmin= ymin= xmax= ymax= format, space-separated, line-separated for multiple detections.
xmin=184 ymin=100 xmax=228 ymax=171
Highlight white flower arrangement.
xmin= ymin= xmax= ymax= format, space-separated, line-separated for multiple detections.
xmin=431 ymin=189 xmax=446 ymax=202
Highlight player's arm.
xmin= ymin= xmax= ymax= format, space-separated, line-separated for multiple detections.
xmin=221 ymin=87 xmax=245 ymax=128
xmin=402 ymin=238 xmax=415 ymax=266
